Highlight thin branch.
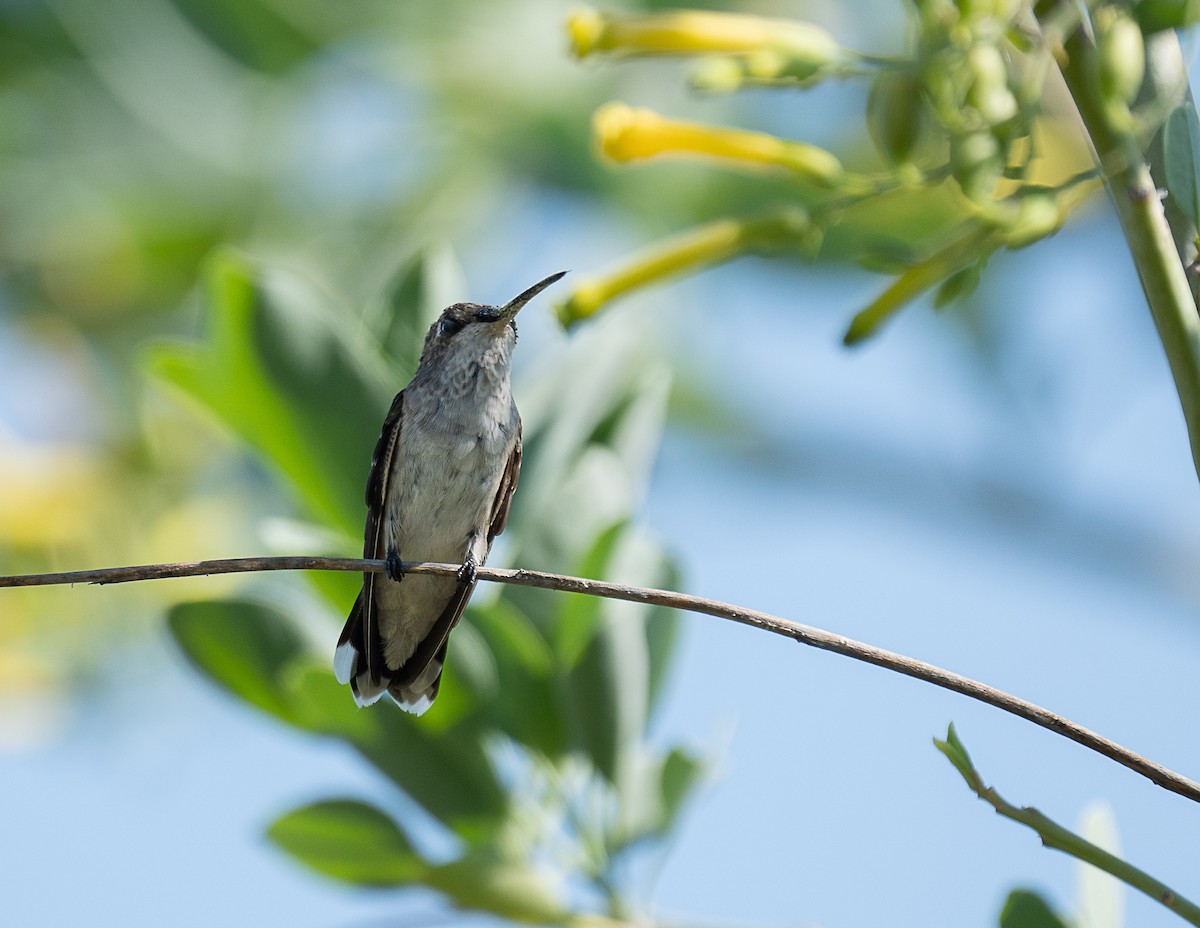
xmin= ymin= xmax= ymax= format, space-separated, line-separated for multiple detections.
xmin=3 ymin=555 xmax=1199 ymax=805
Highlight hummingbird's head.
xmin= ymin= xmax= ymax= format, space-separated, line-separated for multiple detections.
xmin=416 ymin=271 xmax=567 ymax=377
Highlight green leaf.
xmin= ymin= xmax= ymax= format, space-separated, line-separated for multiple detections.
xmin=468 ymin=600 xmax=568 ymax=760
xmin=853 ymin=238 xmax=922 ymax=274
xmin=585 ymin=528 xmax=682 ymax=726
xmin=999 ymin=889 xmax=1070 ymax=928
xmin=598 ymin=364 xmax=671 ymax=504
xmin=1162 ymin=102 xmax=1200 ymax=229
xmin=171 ymin=0 xmax=319 ymax=75
xmin=305 ymin=566 xmax=363 ymax=613
xmin=167 ymin=599 xmax=304 ymax=722
xmin=641 ymin=550 xmax=682 ymax=718
xmin=373 ymin=245 xmax=466 ymax=378
xmin=554 ymin=520 xmax=628 ymax=667
xmin=933 ymin=722 xmax=983 ymax=791
xmin=660 ymin=746 xmax=704 ymax=825
xmin=1135 ymin=0 xmax=1200 ymax=34
xmin=253 ymin=270 xmax=392 ymax=528
xmin=934 ymin=260 xmax=984 ymax=308
xmin=513 ymin=326 xmax=668 ymax=558
xmin=267 ymin=799 xmax=427 ymax=886
xmin=844 ymin=261 xmax=944 ymax=345
xmin=256 ymin=518 xmax=361 ymax=609
xmin=509 ymin=347 xmax=675 ymax=647
xmin=285 ymin=666 xmax=509 ymax=833
xmin=425 ymin=851 xmax=567 ymax=924
xmin=438 ymin=619 xmax=499 ymax=710
xmin=610 ymin=746 xmax=705 ymax=852
xmin=470 ymin=599 xmax=554 ymax=676
xmin=556 ymin=521 xmax=681 ymax=782
xmin=867 ymin=69 xmax=924 ymax=165
xmin=567 ymin=605 xmax=650 ymax=784
xmin=145 ymin=249 xmax=391 ymax=537
xmin=844 ymin=227 xmax=995 ymax=345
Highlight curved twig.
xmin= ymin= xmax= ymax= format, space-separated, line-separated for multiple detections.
xmin=3 ymin=555 xmax=1199 ymax=804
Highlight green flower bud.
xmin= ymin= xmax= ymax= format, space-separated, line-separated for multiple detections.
xmin=1095 ymin=7 xmax=1145 ymax=107
xmin=955 ymin=0 xmax=1021 ymax=30
xmin=967 ymin=43 xmax=1007 ymax=88
xmin=951 ymin=131 xmax=1002 ymax=200
xmin=689 ymin=57 xmax=746 ymax=92
xmin=966 ymin=44 xmax=1018 ymax=124
xmin=1000 ymin=193 xmax=1063 ymax=248
xmin=867 ymin=70 xmax=925 ymax=165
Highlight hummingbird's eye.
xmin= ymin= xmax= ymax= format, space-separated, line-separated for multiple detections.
xmin=438 ymin=317 xmax=466 ymax=338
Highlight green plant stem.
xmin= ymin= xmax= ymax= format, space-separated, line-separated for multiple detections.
xmin=1044 ymin=5 xmax=1200 ymax=482
xmin=942 ymin=730 xmax=1200 ymax=925
xmin=994 ymin=802 xmax=1200 ymax=926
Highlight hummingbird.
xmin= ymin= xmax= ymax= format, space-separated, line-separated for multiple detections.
xmin=335 ymin=271 xmax=566 ymax=713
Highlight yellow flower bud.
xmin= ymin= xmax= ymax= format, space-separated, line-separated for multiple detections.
xmin=566 ymin=6 xmax=845 ymax=65
xmin=566 ymin=7 xmax=607 ymax=57
xmin=556 ymin=210 xmax=810 ymax=325
xmin=593 ymin=103 xmax=845 ymax=186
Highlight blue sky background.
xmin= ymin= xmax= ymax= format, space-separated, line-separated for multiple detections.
xmin=8 ymin=204 xmax=1200 ymax=927
xmin=5 ymin=3 xmax=1200 ymax=926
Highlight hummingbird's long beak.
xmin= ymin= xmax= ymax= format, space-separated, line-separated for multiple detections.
xmin=496 ymin=270 xmax=568 ymax=322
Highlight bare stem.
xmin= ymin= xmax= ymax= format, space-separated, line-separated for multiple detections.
xmin=3 ymin=555 xmax=1199 ymax=805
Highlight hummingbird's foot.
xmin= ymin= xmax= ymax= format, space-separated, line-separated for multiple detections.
xmin=456 ymin=554 xmax=478 ymax=585
xmin=385 ymin=546 xmax=405 ymax=582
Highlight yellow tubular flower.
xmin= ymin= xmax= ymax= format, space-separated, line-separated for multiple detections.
xmin=594 ymin=103 xmax=845 ymax=186
xmin=567 ymin=7 xmax=844 ymax=65
xmin=557 ymin=210 xmax=810 ymax=326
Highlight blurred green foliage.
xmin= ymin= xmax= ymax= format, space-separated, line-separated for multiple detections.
xmin=4 ymin=0 xmax=1199 ymax=924
xmin=160 ymin=248 xmax=702 ymax=921
xmin=0 ymin=0 xmax=702 ymax=697
xmin=999 ymin=890 xmax=1071 ymax=928
xmin=557 ymin=3 xmax=1106 ymax=336
xmin=0 ymin=1 xmax=712 ymax=915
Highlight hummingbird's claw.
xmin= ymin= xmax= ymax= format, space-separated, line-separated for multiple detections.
xmin=457 ymin=555 xmax=478 ymax=585
xmin=385 ymin=547 xmax=405 ymax=582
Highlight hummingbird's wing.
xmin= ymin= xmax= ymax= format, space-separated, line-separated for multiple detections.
xmin=388 ymin=419 xmax=522 ymax=694
xmin=335 ymin=389 xmax=404 ymax=694
xmin=488 ymin=417 xmax=522 ymax=543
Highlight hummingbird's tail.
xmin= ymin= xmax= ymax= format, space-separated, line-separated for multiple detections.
xmin=386 ymin=646 xmax=444 ymax=716
xmin=335 ymin=589 xmax=443 ymax=714
xmin=334 ymin=590 xmax=390 ymax=707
